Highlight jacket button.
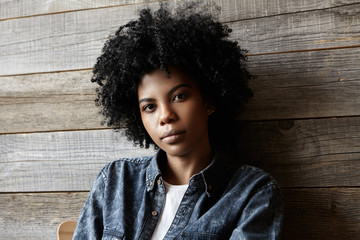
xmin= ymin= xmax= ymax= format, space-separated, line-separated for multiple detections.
xmin=152 ymin=211 xmax=158 ymax=216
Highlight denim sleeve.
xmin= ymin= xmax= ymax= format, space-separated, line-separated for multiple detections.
xmin=73 ymin=170 xmax=106 ymax=240
xmin=230 ymin=183 xmax=284 ymax=240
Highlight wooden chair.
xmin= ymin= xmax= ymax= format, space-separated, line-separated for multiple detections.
xmin=57 ymin=221 xmax=77 ymax=240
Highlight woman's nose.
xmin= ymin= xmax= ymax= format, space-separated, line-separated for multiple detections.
xmin=159 ymin=104 xmax=177 ymax=126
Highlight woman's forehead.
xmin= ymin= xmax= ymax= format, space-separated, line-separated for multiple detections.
xmin=138 ymin=67 xmax=198 ymax=95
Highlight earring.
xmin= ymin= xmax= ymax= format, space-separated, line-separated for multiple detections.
xmin=207 ymin=106 xmax=215 ymax=115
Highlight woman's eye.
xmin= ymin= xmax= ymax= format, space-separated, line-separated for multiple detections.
xmin=142 ymin=104 xmax=156 ymax=112
xmin=173 ymin=93 xmax=187 ymax=102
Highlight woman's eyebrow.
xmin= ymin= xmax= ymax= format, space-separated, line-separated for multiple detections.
xmin=139 ymin=83 xmax=191 ymax=104
xmin=139 ymin=97 xmax=154 ymax=104
xmin=168 ymin=84 xmax=191 ymax=95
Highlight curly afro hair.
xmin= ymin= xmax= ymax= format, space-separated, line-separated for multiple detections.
xmin=91 ymin=2 xmax=253 ymax=150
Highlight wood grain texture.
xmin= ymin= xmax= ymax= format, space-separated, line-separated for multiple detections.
xmin=242 ymin=47 xmax=360 ymax=120
xmin=1 ymin=188 xmax=359 ymax=239
xmin=221 ymin=0 xmax=360 ymax=22
xmin=0 ymin=0 xmax=151 ymax=20
xmin=282 ymin=188 xmax=360 ymax=239
xmin=0 ymin=70 xmax=93 ymax=97
xmin=236 ymin=117 xmax=360 ymax=188
xmin=228 ymin=3 xmax=360 ymax=54
xmin=0 ymin=95 xmax=104 ymax=133
xmin=0 ymin=192 xmax=87 ymax=240
xmin=0 ymin=129 xmax=155 ymax=192
xmin=1 ymin=116 xmax=359 ymax=192
xmin=0 ymin=70 xmax=104 ymax=133
xmin=1 ymin=1 xmax=359 ymax=75
xmin=2 ymin=0 xmax=358 ymax=21
xmin=1 ymin=47 xmax=359 ymax=133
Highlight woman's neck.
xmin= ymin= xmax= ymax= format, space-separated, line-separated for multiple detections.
xmin=162 ymin=147 xmax=213 ymax=185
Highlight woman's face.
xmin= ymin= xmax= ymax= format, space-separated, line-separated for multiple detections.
xmin=138 ymin=67 xmax=212 ymax=158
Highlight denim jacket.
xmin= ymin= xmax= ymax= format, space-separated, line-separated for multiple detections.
xmin=73 ymin=151 xmax=283 ymax=239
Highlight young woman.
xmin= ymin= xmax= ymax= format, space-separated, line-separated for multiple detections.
xmin=73 ymin=2 xmax=283 ymax=239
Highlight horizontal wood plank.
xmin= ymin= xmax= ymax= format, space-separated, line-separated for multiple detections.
xmin=1 ymin=47 xmax=359 ymax=133
xmin=237 ymin=117 xmax=360 ymax=188
xmin=228 ymin=3 xmax=360 ymax=54
xmin=0 ymin=188 xmax=359 ymax=239
xmin=0 ymin=70 xmax=93 ymax=97
xmin=0 ymin=192 xmax=87 ymax=240
xmin=0 ymin=129 xmax=155 ymax=192
xmin=282 ymin=188 xmax=360 ymax=239
xmin=242 ymin=47 xmax=360 ymax=120
xmin=1 ymin=116 xmax=359 ymax=192
xmin=0 ymin=0 xmax=151 ymax=20
xmin=1 ymin=2 xmax=359 ymax=75
xmin=0 ymin=70 xmax=103 ymax=133
xmin=0 ymin=95 xmax=104 ymax=132
xmin=2 ymin=0 xmax=358 ymax=22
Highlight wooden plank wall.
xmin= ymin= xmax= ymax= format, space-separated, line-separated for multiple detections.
xmin=1 ymin=0 xmax=359 ymax=239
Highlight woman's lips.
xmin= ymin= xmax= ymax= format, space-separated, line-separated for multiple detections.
xmin=160 ymin=130 xmax=186 ymax=144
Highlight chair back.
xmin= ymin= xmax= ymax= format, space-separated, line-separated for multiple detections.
xmin=57 ymin=221 xmax=77 ymax=240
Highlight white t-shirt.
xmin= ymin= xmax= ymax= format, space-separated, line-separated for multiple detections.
xmin=150 ymin=181 xmax=188 ymax=240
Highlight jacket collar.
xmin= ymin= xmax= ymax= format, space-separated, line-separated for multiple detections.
xmin=145 ymin=150 xmax=164 ymax=192
xmin=145 ymin=150 xmax=232 ymax=197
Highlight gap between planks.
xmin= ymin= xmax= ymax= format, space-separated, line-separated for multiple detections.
xmin=0 ymin=127 xmax=110 ymax=136
xmin=2 ymin=115 xmax=360 ymax=136
xmin=2 ymin=1 xmax=360 ymax=24
xmin=0 ymin=0 xmax=166 ymax=23
xmin=281 ymin=186 xmax=360 ymax=190
xmin=0 ymin=190 xmax=90 ymax=195
xmin=247 ymin=45 xmax=360 ymax=56
xmin=1 ymin=186 xmax=360 ymax=195
xmin=1 ymin=45 xmax=360 ymax=78
xmin=222 ymin=2 xmax=360 ymax=23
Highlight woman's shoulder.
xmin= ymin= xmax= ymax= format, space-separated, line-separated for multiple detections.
xmin=99 ymin=155 xmax=154 ymax=180
xmin=112 ymin=155 xmax=154 ymax=165
xmin=229 ymin=164 xmax=280 ymax=194
xmin=236 ymin=164 xmax=272 ymax=178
